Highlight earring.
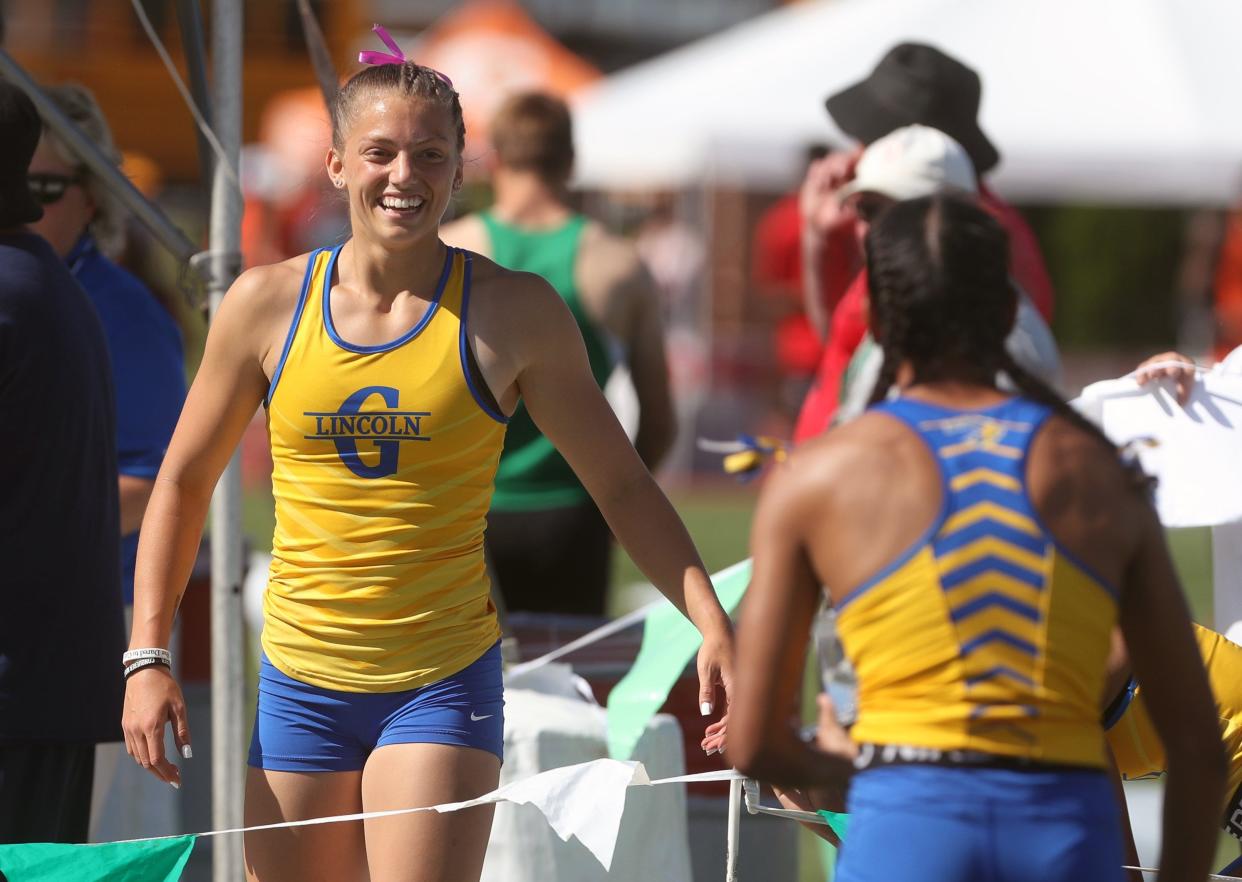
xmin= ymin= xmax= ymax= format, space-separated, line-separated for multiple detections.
xmin=333 ymin=179 xmax=344 ymax=189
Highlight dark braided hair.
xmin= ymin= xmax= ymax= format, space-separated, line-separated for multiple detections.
xmin=330 ymin=63 xmax=465 ymax=154
xmin=864 ymin=195 xmax=1153 ymax=492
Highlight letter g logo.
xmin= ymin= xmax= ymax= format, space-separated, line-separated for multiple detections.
xmin=337 ymin=385 xmax=400 ymax=479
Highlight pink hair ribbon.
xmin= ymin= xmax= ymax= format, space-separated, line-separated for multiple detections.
xmin=358 ymin=23 xmax=406 ymax=66
xmin=358 ymin=23 xmax=454 ymax=87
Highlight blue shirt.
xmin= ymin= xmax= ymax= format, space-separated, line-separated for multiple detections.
xmin=0 ymin=233 xmax=124 ymax=743
xmin=68 ymin=236 xmax=185 ymax=603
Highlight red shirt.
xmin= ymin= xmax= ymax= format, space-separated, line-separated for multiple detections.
xmin=792 ymin=188 xmax=1055 ymax=441
xmin=752 ymin=194 xmax=860 ymax=377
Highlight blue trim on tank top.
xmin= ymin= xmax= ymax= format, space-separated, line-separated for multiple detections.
xmin=457 ymin=253 xmax=509 ymax=424
xmin=1102 ymin=676 xmax=1138 ymax=731
xmin=265 ymin=247 xmax=321 ymax=407
xmin=836 ymin=405 xmax=952 ymax=612
xmin=322 ymin=243 xmax=453 ymax=354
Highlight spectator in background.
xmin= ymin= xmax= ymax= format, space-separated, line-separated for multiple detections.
xmin=1213 ymin=209 xmax=1242 ymax=360
xmin=443 ymin=92 xmax=675 ymax=616
xmin=29 ymin=83 xmax=186 ymax=608
xmin=828 ymin=127 xmax=1060 ymax=424
xmin=751 ymin=144 xmax=861 ymax=412
xmin=28 ymin=83 xmax=186 ymax=841
xmin=0 ymin=80 xmax=125 ymax=845
xmin=794 ymin=42 xmax=1056 ymax=441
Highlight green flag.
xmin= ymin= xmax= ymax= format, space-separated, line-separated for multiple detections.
xmin=816 ymin=809 xmax=849 ymax=842
xmin=607 ymin=559 xmax=751 ymax=759
xmin=0 ymin=835 xmax=196 ymax=882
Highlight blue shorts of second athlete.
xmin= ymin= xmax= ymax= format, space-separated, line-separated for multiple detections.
xmin=248 ymin=642 xmax=504 ymax=772
xmin=835 ymin=765 xmax=1124 ymax=882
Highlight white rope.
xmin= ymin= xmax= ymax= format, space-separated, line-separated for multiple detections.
xmin=127 ymin=0 xmax=242 ymax=194
xmin=110 ymin=766 xmax=742 ymax=844
xmin=506 ymin=602 xmax=659 ymax=677
xmin=506 ymin=558 xmax=754 ymax=678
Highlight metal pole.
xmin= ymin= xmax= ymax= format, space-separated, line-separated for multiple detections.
xmin=208 ymin=2 xmax=245 ymax=880
xmin=174 ymin=0 xmax=216 ymax=188
xmin=295 ymin=0 xmax=339 ymax=108
xmin=0 ymin=48 xmax=198 ymax=268
xmin=725 ymin=775 xmax=742 ymax=881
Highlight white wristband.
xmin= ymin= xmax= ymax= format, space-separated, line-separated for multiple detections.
xmin=123 ymin=647 xmax=171 ymax=666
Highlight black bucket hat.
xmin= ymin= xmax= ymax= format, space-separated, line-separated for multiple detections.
xmin=0 ymin=79 xmax=45 ymax=227
xmin=825 ymin=42 xmax=999 ymax=175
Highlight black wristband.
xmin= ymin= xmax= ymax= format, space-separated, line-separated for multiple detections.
xmin=124 ymin=657 xmax=171 ymax=681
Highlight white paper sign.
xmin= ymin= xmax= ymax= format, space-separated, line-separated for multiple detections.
xmin=1074 ymin=373 xmax=1242 ymax=528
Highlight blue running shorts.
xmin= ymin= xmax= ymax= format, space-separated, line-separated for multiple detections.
xmin=835 ymin=764 xmax=1124 ymax=882
xmin=248 ymin=642 xmax=504 ymax=772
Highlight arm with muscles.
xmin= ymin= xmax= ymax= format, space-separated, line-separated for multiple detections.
xmin=729 ymin=457 xmax=856 ymax=791
xmin=513 ymin=276 xmax=733 ymax=728
xmin=1118 ymin=505 xmax=1225 ymax=882
xmin=1107 ymin=746 xmax=1145 ymax=882
xmin=1101 ymin=628 xmax=1144 ymax=882
xmin=798 ymin=151 xmax=859 ymax=341
xmin=123 ymin=266 xmax=281 ymax=787
xmin=768 ymin=693 xmax=854 ymax=847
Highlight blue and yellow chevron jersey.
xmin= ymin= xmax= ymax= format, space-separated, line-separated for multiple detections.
xmin=836 ymin=397 xmax=1118 ymax=768
xmin=262 ymin=244 xmax=506 ymax=692
xmin=1106 ymin=624 xmax=1242 ymax=802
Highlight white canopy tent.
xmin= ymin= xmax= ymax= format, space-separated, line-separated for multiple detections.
xmin=571 ymin=0 xmax=1242 ymax=204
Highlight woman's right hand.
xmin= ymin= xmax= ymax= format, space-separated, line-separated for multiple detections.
xmin=798 ymin=148 xmax=863 ymax=241
xmin=122 ymin=666 xmax=192 ymax=788
xmin=1134 ymin=351 xmax=1197 ymax=405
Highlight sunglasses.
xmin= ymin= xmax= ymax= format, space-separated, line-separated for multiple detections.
xmin=28 ymin=172 xmax=84 ymax=206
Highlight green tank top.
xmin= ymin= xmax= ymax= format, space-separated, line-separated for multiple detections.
xmin=481 ymin=212 xmax=615 ymax=510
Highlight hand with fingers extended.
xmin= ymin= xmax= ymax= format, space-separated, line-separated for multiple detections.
xmin=799 ymin=148 xmax=863 ymax=242
xmin=766 ymin=695 xmax=856 ymax=842
xmin=1134 ymin=351 xmax=1198 ymax=405
xmin=697 ymin=628 xmax=735 ymax=756
xmin=122 ymin=665 xmax=193 ymax=789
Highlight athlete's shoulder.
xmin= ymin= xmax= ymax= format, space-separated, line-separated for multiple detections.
xmin=1035 ymin=410 xmax=1134 ymax=490
xmin=211 ymin=253 xmax=315 ymax=357
xmin=784 ymin=411 xmax=918 ymax=495
xmin=225 ymin=253 xmax=311 ymax=310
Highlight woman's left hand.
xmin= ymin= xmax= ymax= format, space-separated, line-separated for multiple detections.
xmin=697 ymin=629 xmax=735 ymax=754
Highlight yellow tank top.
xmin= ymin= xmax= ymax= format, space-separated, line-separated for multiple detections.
xmin=837 ymin=397 xmax=1117 ymax=768
xmin=1106 ymin=624 xmax=1242 ymax=803
xmin=262 ymin=244 xmax=506 ymax=691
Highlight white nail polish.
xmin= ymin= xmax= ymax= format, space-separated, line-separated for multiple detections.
xmin=705 ymin=748 xmax=717 ymax=756
xmin=700 ymin=701 xmax=713 ymax=716
xmin=170 ymin=780 xmax=181 ymax=790
xmin=181 ymin=745 xmax=193 ymax=760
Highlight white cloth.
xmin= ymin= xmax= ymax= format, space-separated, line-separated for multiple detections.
xmin=483 ymin=683 xmax=692 ymax=882
xmin=1074 ymin=372 xmax=1242 ymax=528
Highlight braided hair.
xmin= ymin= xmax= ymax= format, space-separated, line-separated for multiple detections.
xmin=864 ymin=195 xmax=1152 ymax=492
xmin=330 ymin=62 xmax=465 ymax=155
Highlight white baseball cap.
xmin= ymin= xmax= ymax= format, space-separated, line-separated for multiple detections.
xmin=838 ymin=124 xmax=978 ymax=203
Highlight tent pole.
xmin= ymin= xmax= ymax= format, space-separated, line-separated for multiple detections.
xmin=174 ymin=0 xmax=216 ymax=190
xmin=207 ymin=1 xmax=245 ymax=880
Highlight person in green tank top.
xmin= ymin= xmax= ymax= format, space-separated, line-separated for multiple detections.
xmin=443 ymin=92 xmax=675 ymax=616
